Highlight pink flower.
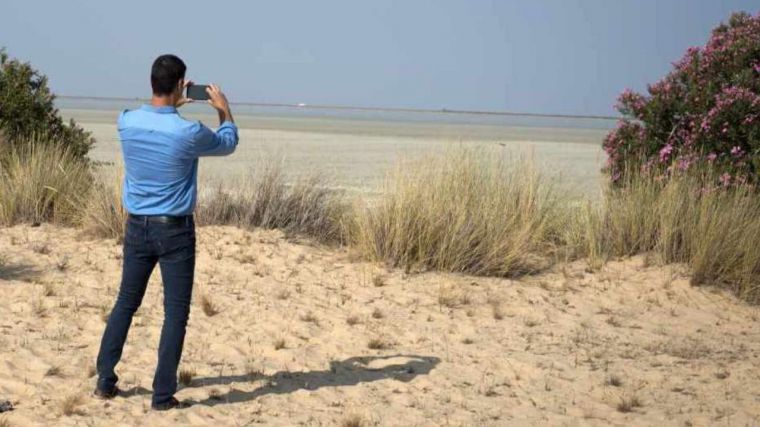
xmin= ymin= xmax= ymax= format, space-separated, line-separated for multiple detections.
xmin=659 ymin=144 xmax=674 ymax=163
xmin=707 ymin=152 xmax=718 ymax=162
xmin=730 ymin=146 xmax=744 ymax=157
xmin=720 ymin=173 xmax=732 ymax=186
xmin=677 ymin=157 xmax=692 ymax=171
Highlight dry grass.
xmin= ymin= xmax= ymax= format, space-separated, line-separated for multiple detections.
xmin=42 ymin=281 xmax=56 ymax=297
xmin=617 ymin=394 xmax=643 ymax=413
xmin=606 ymin=375 xmax=623 ymax=387
xmin=199 ymin=294 xmax=219 ymax=317
xmin=371 ymin=274 xmax=386 ymax=287
xmin=438 ymin=284 xmax=472 ymax=309
xmin=340 ymin=414 xmax=369 ymax=427
xmin=349 ymin=147 xmax=565 ymax=277
xmin=179 ymin=368 xmax=195 ymax=386
xmin=0 ymin=140 xmax=91 ymax=226
xmin=45 ymin=365 xmax=62 ymax=377
xmin=4 ymin=142 xmax=760 ymax=305
xmin=80 ymin=166 xmax=127 ymax=240
xmin=300 ymin=311 xmax=319 ymax=325
xmin=346 ymin=314 xmax=361 ymax=325
xmin=60 ymin=393 xmax=84 ymax=416
xmin=568 ymin=167 xmax=760 ymax=303
xmin=367 ymin=336 xmax=392 ymax=350
xmin=196 ymin=159 xmax=347 ymax=244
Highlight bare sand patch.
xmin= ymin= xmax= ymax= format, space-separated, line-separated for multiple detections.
xmin=1 ymin=224 xmax=758 ymax=426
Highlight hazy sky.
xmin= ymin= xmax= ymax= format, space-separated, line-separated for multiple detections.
xmin=2 ymin=0 xmax=758 ymax=115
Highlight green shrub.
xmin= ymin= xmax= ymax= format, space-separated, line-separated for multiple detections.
xmin=0 ymin=48 xmax=93 ymax=159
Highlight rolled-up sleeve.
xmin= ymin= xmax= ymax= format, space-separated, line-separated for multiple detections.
xmin=190 ymin=121 xmax=238 ymax=157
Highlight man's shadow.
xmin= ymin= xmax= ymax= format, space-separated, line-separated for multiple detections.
xmin=0 ymin=261 xmax=40 ymax=281
xmin=180 ymin=354 xmax=440 ymax=407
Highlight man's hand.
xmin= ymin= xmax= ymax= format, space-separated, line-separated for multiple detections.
xmin=175 ymin=80 xmax=194 ymax=108
xmin=206 ymin=84 xmax=234 ymax=124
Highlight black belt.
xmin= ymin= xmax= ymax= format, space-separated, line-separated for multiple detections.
xmin=128 ymin=214 xmax=193 ymax=225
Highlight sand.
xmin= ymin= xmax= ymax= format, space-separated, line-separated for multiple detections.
xmin=1 ymin=224 xmax=759 ymax=426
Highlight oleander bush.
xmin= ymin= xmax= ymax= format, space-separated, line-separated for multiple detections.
xmin=603 ymin=12 xmax=760 ymax=186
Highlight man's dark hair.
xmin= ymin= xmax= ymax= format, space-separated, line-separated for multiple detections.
xmin=151 ymin=54 xmax=186 ymax=95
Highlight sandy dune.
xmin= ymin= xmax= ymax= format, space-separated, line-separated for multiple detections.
xmin=1 ymin=224 xmax=759 ymax=426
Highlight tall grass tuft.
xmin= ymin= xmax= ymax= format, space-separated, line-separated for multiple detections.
xmin=0 ymin=139 xmax=91 ymax=226
xmin=569 ymin=167 xmax=760 ymax=303
xmin=80 ymin=166 xmax=127 ymax=240
xmin=196 ymin=159 xmax=347 ymax=244
xmin=349 ymin=147 xmax=566 ymax=276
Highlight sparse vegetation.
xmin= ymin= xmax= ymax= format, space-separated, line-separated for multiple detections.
xmin=349 ymin=148 xmax=565 ymax=277
xmin=179 ymin=368 xmax=195 ymax=386
xmin=45 ymin=365 xmax=62 ymax=377
xmin=300 ymin=311 xmax=319 ymax=325
xmin=60 ymin=393 xmax=84 ymax=416
xmin=200 ymin=294 xmax=219 ymax=317
xmin=367 ymin=337 xmax=392 ymax=350
xmin=616 ymin=394 xmax=642 ymax=413
xmin=372 ymin=274 xmax=386 ymax=287
xmin=0 ymin=141 xmax=91 ymax=226
xmin=340 ymin=413 xmax=368 ymax=427
xmin=606 ymin=375 xmax=623 ymax=387
xmin=80 ymin=167 xmax=126 ymax=240
xmin=438 ymin=284 xmax=472 ymax=309
xmin=85 ymin=363 xmax=96 ymax=378
xmin=568 ymin=166 xmax=760 ymax=303
xmin=196 ymin=160 xmax=348 ymax=244
xmin=3 ymin=138 xmax=759 ymax=304
xmin=346 ymin=314 xmax=360 ymax=325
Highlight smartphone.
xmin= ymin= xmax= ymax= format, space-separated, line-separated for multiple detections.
xmin=186 ymin=84 xmax=210 ymax=101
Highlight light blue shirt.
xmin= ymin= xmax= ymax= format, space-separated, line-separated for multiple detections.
xmin=118 ymin=104 xmax=238 ymax=216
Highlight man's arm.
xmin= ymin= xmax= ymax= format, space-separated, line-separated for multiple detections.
xmin=191 ymin=122 xmax=238 ymax=157
xmin=207 ymin=84 xmax=234 ymax=126
xmin=191 ymin=84 xmax=238 ymax=157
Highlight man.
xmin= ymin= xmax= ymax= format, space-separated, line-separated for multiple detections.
xmin=94 ymin=54 xmax=238 ymax=410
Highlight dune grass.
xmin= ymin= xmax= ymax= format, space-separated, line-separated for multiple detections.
xmin=349 ymin=148 xmax=566 ymax=276
xmin=0 ymin=139 xmax=91 ymax=226
xmin=568 ymin=168 xmax=760 ymax=303
xmin=1 ymin=141 xmax=758 ymax=303
xmin=80 ymin=166 xmax=127 ymax=240
xmin=196 ymin=160 xmax=348 ymax=244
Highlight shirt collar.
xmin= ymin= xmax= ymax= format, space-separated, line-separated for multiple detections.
xmin=140 ymin=104 xmax=177 ymax=114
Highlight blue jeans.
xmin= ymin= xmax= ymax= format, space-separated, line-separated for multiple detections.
xmin=96 ymin=215 xmax=196 ymax=405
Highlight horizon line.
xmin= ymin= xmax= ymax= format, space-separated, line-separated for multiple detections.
xmin=57 ymin=95 xmax=622 ymax=121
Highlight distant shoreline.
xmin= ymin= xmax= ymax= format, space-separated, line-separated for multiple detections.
xmin=57 ymin=95 xmax=621 ymax=122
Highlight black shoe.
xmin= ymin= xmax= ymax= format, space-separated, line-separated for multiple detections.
xmin=151 ymin=397 xmax=187 ymax=411
xmin=93 ymin=385 xmax=119 ymax=400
